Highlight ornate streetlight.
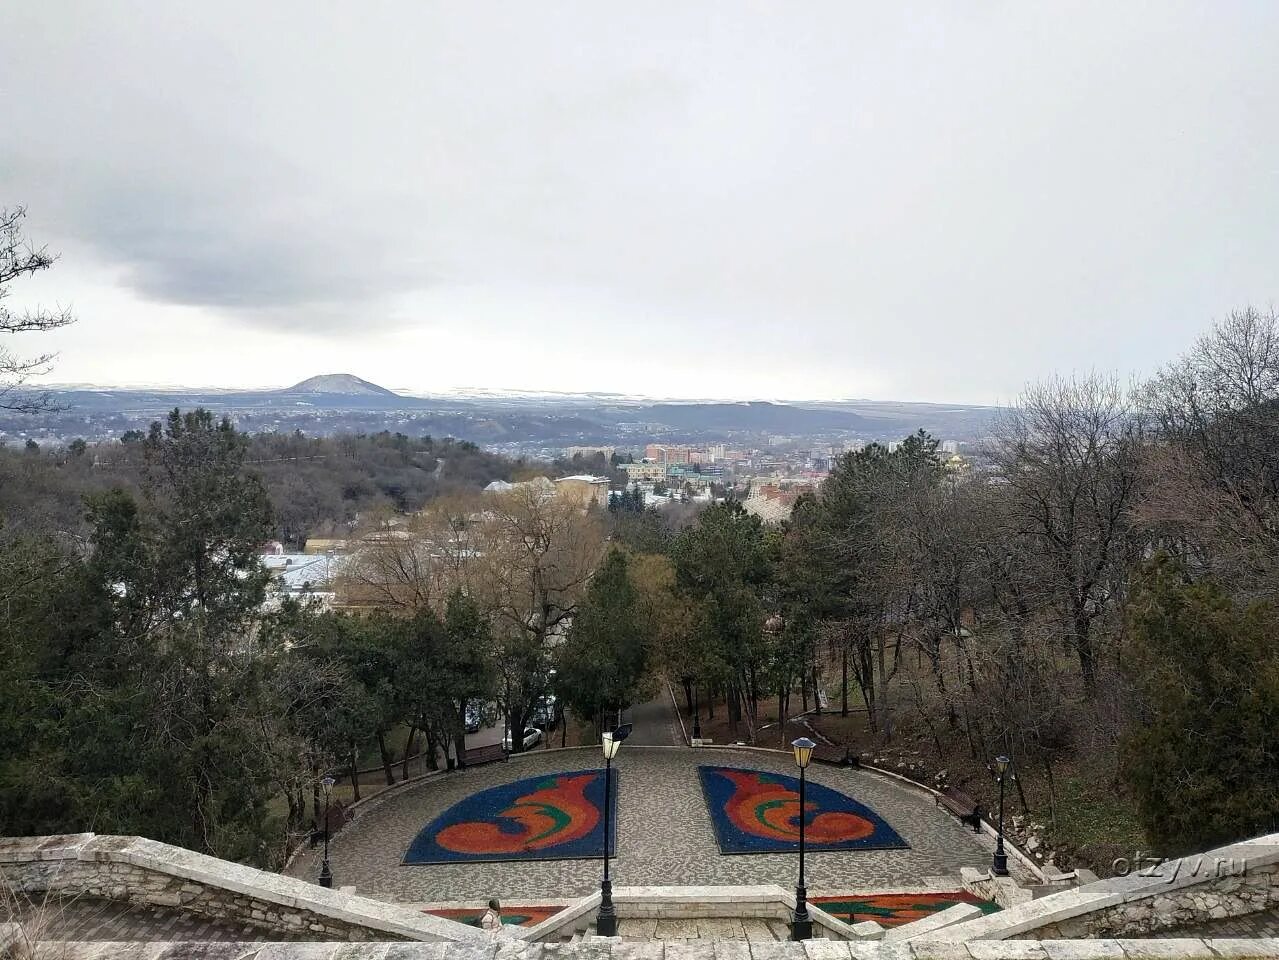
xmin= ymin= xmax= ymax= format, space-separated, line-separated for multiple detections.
xmin=790 ymin=737 xmax=816 ymax=941
xmin=596 ymin=722 xmax=631 ymax=936
xmin=319 ymin=775 xmax=336 ymax=888
xmin=992 ymin=756 xmax=1011 ymax=877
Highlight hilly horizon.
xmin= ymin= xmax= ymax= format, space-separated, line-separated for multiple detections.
xmin=283 ymin=373 xmax=399 ymax=397
xmin=38 ymin=372 xmax=1003 ymax=412
xmin=11 ymin=373 xmax=1002 ymax=444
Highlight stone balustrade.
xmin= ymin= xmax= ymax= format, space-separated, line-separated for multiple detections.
xmin=11 ymin=936 xmax=1279 ymax=959
xmin=0 ymin=834 xmax=482 ymax=944
xmin=934 ymin=835 xmax=1279 ymax=941
xmin=518 ymin=885 xmax=866 ymax=942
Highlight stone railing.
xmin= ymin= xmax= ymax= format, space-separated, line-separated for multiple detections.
xmin=0 ymin=834 xmax=483 ymax=944
xmin=933 ymin=833 xmax=1279 ymax=941
xmin=518 ymin=884 xmax=868 ymax=942
xmin=13 ymin=936 xmax=1279 ymax=959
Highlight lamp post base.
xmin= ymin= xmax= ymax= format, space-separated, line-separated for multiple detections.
xmin=791 ymin=883 xmax=812 ymax=941
xmin=597 ymin=879 xmax=617 ymax=937
xmin=319 ymin=859 xmax=333 ymax=888
xmin=992 ymin=849 xmax=1009 ymax=877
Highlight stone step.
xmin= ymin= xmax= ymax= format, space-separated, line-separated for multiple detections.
xmin=766 ymin=920 xmax=792 ymax=941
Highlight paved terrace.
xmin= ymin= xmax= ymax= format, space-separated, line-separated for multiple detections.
xmin=285 ymin=746 xmax=1002 ymax=903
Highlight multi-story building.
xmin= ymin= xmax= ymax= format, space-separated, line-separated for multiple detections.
xmin=622 ymin=459 xmax=667 ymax=483
xmin=553 ymin=475 xmax=611 ymax=508
xmin=644 ymin=443 xmax=695 ymax=466
xmin=565 ymin=445 xmax=615 ymax=459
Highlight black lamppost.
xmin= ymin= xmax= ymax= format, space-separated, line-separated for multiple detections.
xmin=790 ymin=737 xmax=815 ymax=941
xmin=596 ymin=722 xmax=631 ymax=937
xmin=691 ymin=683 xmax=702 ymax=741
xmin=992 ymin=755 xmax=1011 ymax=877
xmin=318 ymin=775 xmax=335 ymax=888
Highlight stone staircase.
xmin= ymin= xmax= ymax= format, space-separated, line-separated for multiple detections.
xmin=560 ymin=918 xmax=815 ymax=942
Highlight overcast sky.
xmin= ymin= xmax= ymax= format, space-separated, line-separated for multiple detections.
xmin=2 ymin=2 xmax=1276 ymax=403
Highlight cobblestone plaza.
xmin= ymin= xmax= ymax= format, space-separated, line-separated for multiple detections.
xmin=284 ymin=746 xmax=1000 ymax=903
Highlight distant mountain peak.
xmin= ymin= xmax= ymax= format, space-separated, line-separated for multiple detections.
xmin=284 ymin=374 xmax=398 ymax=397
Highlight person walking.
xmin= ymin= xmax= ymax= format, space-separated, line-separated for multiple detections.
xmin=480 ymin=899 xmax=503 ymax=935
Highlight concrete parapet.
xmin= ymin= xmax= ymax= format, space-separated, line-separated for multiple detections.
xmin=0 ymin=834 xmax=482 ymax=944
xmin=12 ymin=937 xmax=1279 ymax=960
xmin=932 ymin=835 xmax=1279 ymax=942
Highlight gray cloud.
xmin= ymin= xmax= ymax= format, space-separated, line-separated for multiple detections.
xmin=1 ymin=1 xmax=1277 ymax=399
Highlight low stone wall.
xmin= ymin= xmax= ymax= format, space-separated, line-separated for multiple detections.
xmin=962 ymin=868 xmax=1034 ymax=910
xmin=0 ymin=834 xmax=481 ymax=944
xmin=518 ymin=885 xmax=865 ymax=942
xmin=933 ymin=834 xmax=1279 ymax=941
xmin=1031 ymin=861 xmax=1279 ymax=939
xmin=14 ymin=936 xmax=1279 ymax=959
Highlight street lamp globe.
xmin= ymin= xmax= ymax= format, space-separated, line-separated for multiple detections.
xmin=602 ymin=731 xmax=621 ymax=761
xmin=792 ymin=737 xmax=815 ymax=769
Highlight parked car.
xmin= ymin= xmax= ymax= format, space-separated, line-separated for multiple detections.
xmin=503 ymin=726 xmax=542 ymax=751
xmin=464 ymin=703 xmax=482 ymax=734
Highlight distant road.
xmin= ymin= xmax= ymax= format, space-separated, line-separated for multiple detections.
xmin=461 ymin=693 xmax=684 ymax=753
xmin=626 ymin=692 xmax=684 ymax=746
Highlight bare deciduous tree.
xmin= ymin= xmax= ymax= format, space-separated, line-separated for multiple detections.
xmin=1140 ymin=307 xmax=1279 ymax=596
xmin=1 ymin=206 xmax=76 ymax=412
xmin=990 ymin=373 xmax=1143 ymax=695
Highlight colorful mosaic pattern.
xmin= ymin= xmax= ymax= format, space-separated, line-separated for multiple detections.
xmin=812 ymin=891 xmax=998 ymax=927
xmin=697 ymin=766 xmax=907 ymax=854
xmin=426 ymin=905 xmax=565 ymax=928
xmin=403 ymin=769 xmax=617 ymax=864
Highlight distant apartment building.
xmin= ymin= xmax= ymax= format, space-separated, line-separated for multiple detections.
xmin=669 ymin=467 xmax=711 ymax=490
xmin=941 ymin=440 xmax=960 ymax=454
xmin=553 ymin=475 xmax=610 ymax=508
xmin=565 ymin=445 xmax=615 ymax=459
xmin=645 ymin=443 xmax=694 ymax=466
xmin=622 ymin=459 xmax=666 ymax=482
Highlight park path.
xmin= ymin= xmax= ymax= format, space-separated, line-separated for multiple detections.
xmin=625 ymin=692 xmax=684 ymax=746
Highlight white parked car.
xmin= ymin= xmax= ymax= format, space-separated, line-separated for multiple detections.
xmin=503 ymin=726 xmax=542 ymax=751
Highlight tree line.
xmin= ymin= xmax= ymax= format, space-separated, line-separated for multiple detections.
xmin=0 ymin=430 xmax=517 ymax=550
xmin=643 ymin=308 xmax=1279 ymax=859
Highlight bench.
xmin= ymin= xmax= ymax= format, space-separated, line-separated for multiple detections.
xmin=935 ymin=786 xmax=982 ymax=832
xmin=462 ymin=743 xmax=507 ymax=767
xmin=812 ymin=743 xmax=859 ymax=767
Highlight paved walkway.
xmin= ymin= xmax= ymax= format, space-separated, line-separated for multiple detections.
xmin=5 ymin=896 xmax=291 ymax=942
xmin=626 ymin=694 xmax=684 ymax=746
xmin=284 ymin=746 xmax=999 ymax=903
